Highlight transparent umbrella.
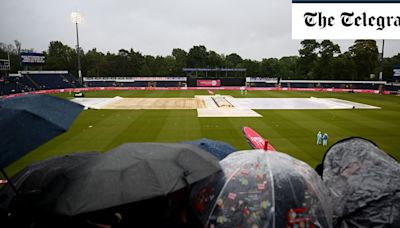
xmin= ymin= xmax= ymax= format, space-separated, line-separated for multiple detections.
xmin=190 ymin=150 xmax=332 ymax=228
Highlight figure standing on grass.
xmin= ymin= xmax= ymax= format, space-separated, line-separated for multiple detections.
xmin=322 ymin=132 xmax=329 ymax=146
xmin=240 ymin=86 xmax=245 ymax=95
xmin=316 ymin=131 xmax=322 ymax=145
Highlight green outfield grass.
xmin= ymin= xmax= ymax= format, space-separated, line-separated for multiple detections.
xmin=4 ymin=90 xmax=400 ymax=177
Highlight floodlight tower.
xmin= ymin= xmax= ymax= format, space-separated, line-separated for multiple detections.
xmin=71 ymin=12 xmax=83 ymax=85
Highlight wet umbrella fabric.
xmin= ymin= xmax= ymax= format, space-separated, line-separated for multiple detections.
xmin=0 ymin=152 xmax=98 ymax=210
xmin=0 ymin=95 xmax=84 ymax=169
xmin=182 ymin=138 xmax=236 ymax=160
xmin=42 ymin=143 xmax=221 ymax=216
xmin=190 ymin=150 xmax=332 ymax=228
xmin=319 ymin=137 xmax=400 ymax=227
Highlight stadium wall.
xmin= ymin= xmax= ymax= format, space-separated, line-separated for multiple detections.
xmin=186 ymin=77 xmax=245 ymax=87
xmin=1 ymin=86 xmax=394 ymax=99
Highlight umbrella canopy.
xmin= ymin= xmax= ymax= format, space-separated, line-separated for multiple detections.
xmin=0 ymin=95 xmax=84 ymax=169
xmin=181 ymin=138 xmax=236 ymax=160
xmin=190 ymin=150 xmax=332 ymax=228
xmin=41 ymin=143 xmax=221 ymax=216
xmin=319 ymin=137 xmax=400 ymax=227
xmin=0 ymin=152 xmax=98 ymax=210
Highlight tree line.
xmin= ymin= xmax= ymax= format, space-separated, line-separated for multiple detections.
xmin=0 ymin=39 xmax=399 ymax=81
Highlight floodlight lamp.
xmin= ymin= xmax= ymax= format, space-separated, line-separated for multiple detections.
xmin=71 ymin=12 xmax=83 ymax=24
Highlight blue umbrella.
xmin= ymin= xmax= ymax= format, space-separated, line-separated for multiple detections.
xmin=0 ymin=95 xmax=83 ymax=192
xmin=181 ymin=138 xmax=236 ymax=160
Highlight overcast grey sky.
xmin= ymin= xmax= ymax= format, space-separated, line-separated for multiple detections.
xmin=1 ymin=0 xmax=399 ymax=60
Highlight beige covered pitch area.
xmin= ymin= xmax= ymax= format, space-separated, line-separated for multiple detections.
xmin=102 ymin=98 xmax=206 ymax=109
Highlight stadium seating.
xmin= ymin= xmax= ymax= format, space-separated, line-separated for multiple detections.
xmin=63 ymin=74 xmax=81 ymax=87
xmin=18 ymin=76 xmax=38 ymax=91
xmin=385 ymin=84 xmax=400 ymax=92
xmin=0 ymin=79 xmax=18 ymax=95
xmin=250 ymin=82 xmax=277 ymax=88
xmin=28 ymin=73 xmax=71 ymax=89
xmin=85 ymin=81 xmax=114 ymax=87
xmin=155 ymin=81 xmax=181 ymax=87
xmin=1 ymin=73 xmax=399 ymax=96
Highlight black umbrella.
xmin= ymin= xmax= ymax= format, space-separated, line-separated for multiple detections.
xmin=0 ymin=152 xmax=99 ymax=228
xmin=40 ymin=143 xmax=221 ymax=216
xmin=0 ymin=95 xmax=83 ymax=192
xmin=0 ymin=152 xmax=98 ymax=210
xmin=318 ymin=137 xmax=400 ymax=227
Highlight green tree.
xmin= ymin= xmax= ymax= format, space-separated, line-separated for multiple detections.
xmin=277 ymin=56 xmax=299 ymax=79
xmin=172 ymin=48 xmax=187 ymax=76
xmin=207 ymin=51 xmax=224 ymax=68
xmin=349 ymin=40 xmax=379 ymax=80
xmin=260 ymin=58 xmax=280 ymax=77
xmin=187 ymin=45 xmax=208 ymax=68
xmin=298 ymin=40 xmax=320 ymax=79
xmin=238 ymin=59 xmax=261 ymax=77
xmin=331 ymin=52 xmax=357 ymax=80
xmin=225 ymin=53 xmax=243 ymax=68
xmin=315 ymin=40 xmax=341 ymax=79
xmin=45 ymin=41 xmax=77 ymax=73
xmin=128 ymin=48 xmax=145 ymax=76
xmin=83 ymin=48 xmax=106 ymax=77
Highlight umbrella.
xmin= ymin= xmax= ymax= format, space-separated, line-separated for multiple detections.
xmin=318 ymin=137 xmax=400 ymax=227
xmin=181 ymin=138 xmax=236 ymax=160
xmin=0 ymin=152 xmax=98 ymax=210
xmin=190 ymin=150 xmax=332 ymax=228
xmin=0 ymin=94 xmax=84 ymax=170
xmin=0 ymin=152 xmax=98 ymax=228
xmin=40 ymin=143 xmax=221 ymax=216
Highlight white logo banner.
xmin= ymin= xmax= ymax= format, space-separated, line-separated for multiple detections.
xmin=292 ymin=3 xmax=400 ymax=39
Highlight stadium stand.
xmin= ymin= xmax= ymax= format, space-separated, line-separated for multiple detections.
xmin=280 ymin=80 xmax=386 ymax=90
xmin=186 ymin=77 xmax=245 ymax=87
xmin=1 ymin=73 xmax=400 ymax=96
xmin=21 ymin=71 xmax=74 ymax=89
xmin=85 ymin=81 xmax=115 ymax=87
xmin=84 ymin=77 xmax=184 ymax=88
xmin=385 ymin=83 xmax=400 ymax=93
xmin=18 ymin=75 xmax=38 ymax=91
xmin=154 ymin=81 xmax=181 ymax=87
xmin=62 ymin=73 xmax=81 ymax=88
xmin=249 ymin=82 xmax=277 ymax=88
xmin=0 ymin=78 xmax=18 ymax=95
xmin=122 ymin=82 xmax=145 ymax=87
xmin=30 ymin=74 xmax=66 ymax=89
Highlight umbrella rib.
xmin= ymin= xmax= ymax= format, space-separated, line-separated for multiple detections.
xmin=175 ymin=149 xmax=220 ymax=183
xmin=142 ymin=159 xmax=172 ymax=196
xmin=205 ymin=167 xmax=242 ymax=226
xmin=167 ymin=175 xmax=183 ymax=193
xmin=266 ymin=154 xmax=276 ymax=228
xmin=165 ymin=156 xmax=190 ymax=193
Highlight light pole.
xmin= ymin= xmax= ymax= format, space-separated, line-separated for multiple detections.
xmin=71 ymin=12 xmax=83 ymax=85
